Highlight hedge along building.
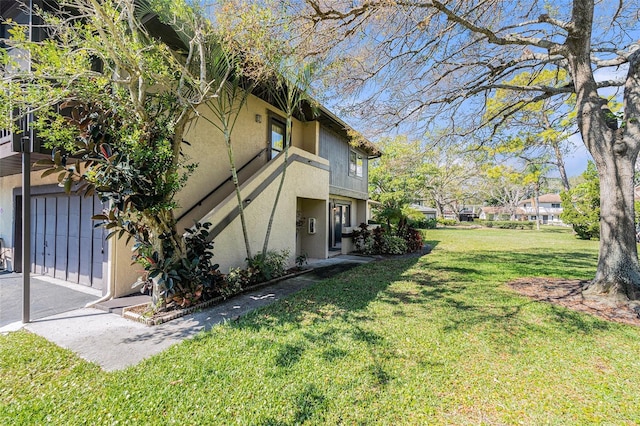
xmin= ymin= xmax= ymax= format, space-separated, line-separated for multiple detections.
xmin=0 ymin=1 xmax=382 ymax=299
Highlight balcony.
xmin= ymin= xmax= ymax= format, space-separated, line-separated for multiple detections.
xmin=0 ymin=131 xmax=50 ymax=177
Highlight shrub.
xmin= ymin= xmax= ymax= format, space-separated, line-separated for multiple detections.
xmin=560 ymin=163 xmax=600 ymax=240
xmin=247 ymin=250 xmax=290 ymax=283
xmin=353 ymin=223 xmax=374 ymax=253
xmin=437 ymin=218 xmax=458 ymax=226
xmin=484 ymin=221 xmax=534 ymax=230
xmin=136 ymin=222 xmax=223 ymax=309
xmin=352 ymin=223 xmax=422 ymax=254
xmin=408 ymin=217 xmax=437 ymax=229
xmin=403 ymin=227 xmax=424 ymax=252
xmin=380 ymin=234 xmax=408 ymax=254
xmin=223 ymin=267 xmax=252 ymax=297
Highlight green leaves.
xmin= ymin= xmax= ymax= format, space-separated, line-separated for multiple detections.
xmin=560 ymin=162 xmax=600 ymax=240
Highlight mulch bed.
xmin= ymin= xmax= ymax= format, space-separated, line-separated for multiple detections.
xmin=507 ymin=277 xmax=640 ymax=327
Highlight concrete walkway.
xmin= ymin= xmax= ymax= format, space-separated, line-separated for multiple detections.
xmin=7 ymin=255 xmax=373 ymax=371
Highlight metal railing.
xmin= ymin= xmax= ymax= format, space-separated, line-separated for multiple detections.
xmin=176 ymin=147 xmax=268 ymax=223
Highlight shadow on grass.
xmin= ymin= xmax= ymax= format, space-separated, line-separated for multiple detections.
xmin=414 ymin=247 xmax=611 ymax=336
xmin=257 ymin=383 xmax=327 ymax=426
xmin=234 ymin=258 xmax=419 ymax=399
xmin=223 ymin=244 xmax=612 ymax=423
xmin=538 ymin=226 xmax=574 ymax=234
xmin=452 ymin=249 xmax=597 ymax=279
xmin=240 ymin=257 xmax=423 ymax=331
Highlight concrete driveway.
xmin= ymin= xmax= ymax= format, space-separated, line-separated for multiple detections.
xmin=0 ymin=271 xmax=101 ymax=329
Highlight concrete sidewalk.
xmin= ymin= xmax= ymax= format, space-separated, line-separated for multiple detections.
xmin=14 ymin=255 xmax=373 ymax=371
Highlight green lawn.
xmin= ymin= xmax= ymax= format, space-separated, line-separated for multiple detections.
xmin=3 ymin=227 xmax=640 ymax=424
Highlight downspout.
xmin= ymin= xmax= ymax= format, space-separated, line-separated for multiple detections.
xmin=85 ymin=237 xmax=115 ymax=307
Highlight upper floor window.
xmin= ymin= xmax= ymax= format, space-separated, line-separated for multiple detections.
xmin=269 ymin=116 xmax=287 ymax=160
xmin=551 ymin=203 xmax=561 ymax=208
xmin=349 ymin=150 xmax=363 ymax=177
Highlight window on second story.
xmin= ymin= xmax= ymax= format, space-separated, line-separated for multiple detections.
xmin=269 ymin=116 xmax=287 ymax=160
xmin=349 ymin=150 xmax=363 ymax=177
xmin=551 ymin=203 xmax=561 ymax=208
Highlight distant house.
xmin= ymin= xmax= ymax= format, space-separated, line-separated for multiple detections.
xmin=517 ymin=194 xmax=564 ymax=225
xmin=410 ymin=204 xmax=437 ymax=220
xmin=478 ymin=206 xmax=525 ymax=221
xmin=458 ymin=206 xmax=481 ymax=222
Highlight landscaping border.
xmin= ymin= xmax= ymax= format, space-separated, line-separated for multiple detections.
xmin=122 ymin=268 xmax=314 ymax=326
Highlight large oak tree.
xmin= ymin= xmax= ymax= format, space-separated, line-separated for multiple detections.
xmin=287 ymin=0 xmax=640 ymax=301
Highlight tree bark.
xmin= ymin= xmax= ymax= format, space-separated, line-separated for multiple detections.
xmin=587 ymin=148 xmax=640 ymax=300
xmin=225 ymin=130 xmax=253 ymax=260
xmin=534 ymin=185 xmax=540 ymax=230
xmin=549 ymin=139 xmax=571 ymax=192
xmin=567 ymin=1 xmax=640 ymax=300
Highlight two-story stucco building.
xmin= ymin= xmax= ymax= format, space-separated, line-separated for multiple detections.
xmin=0 ymin=0 xmax=381 ymax=300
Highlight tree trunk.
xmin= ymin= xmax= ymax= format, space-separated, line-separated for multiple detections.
xmin=225 ymin=130 xmax=252 ymax=260
xmin=534 ymin=184 xmax=540 ymax=230
xmin=585 ymin=151 xmax=640 ymax=300
xmin=434 ymin=199 xmax=445 ymax=218
xmin=567 ymin=2 xmax=640 ymax=300
xmin=542 ymin=113 xmax=571 ymax=192
xmin=552 ymin=140 xmax=571 ymax=192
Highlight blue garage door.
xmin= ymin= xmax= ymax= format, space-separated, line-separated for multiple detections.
xmin=31 ymin=194 xmax=107 ymax=291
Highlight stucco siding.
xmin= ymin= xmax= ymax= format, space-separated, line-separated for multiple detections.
xmin=200 ymin=147 xmax=330 ymax=273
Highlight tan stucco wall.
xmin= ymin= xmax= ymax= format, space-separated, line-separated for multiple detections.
xmin=298 ymin=198 xmax=328 ymax=259
xmin=201 ymin=147 xmax=329 ymax=272
xmin=110 ymin=147 xmax=330 ymax=296
xmin=110 ymin=236 xmax=141 ymax=297
xmin=301 ymin=121 xmax=319 ymax=155
xmin=0 ymin=169 xmax=60 ymax=271
xmin=175 ymin=94 xmax=317 ymax=226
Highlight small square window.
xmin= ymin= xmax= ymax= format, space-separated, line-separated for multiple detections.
xmin=349 ymin=150 xmax=363 ymax=177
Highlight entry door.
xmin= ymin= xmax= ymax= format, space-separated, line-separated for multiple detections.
xmin=330 ymin=203 xmax=351 ymax=249
xmin=333 ymin=205 xmax=343 ymax=249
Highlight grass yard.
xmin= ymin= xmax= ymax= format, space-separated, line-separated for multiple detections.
xmin=3 ymin=227 xmax=640 ymax=424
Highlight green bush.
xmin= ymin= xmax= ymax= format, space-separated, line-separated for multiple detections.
xmin=352 ymin=223 xmax=421 ymax=254
xmin=247 ymin=250 xmax=290 ymax=283
xmin=136 ymin=222 xmax=224 ymax=309
xmin=560 ymin=162 xmax=600 ymax=240
xmin=380 ymin=234 xmax=408 ymax=254
xmin=408 ymin=217 xmax=437 ymax=229
xmin=437 ymin=218 xmax=458 ymax=226
xmin=484 ymin=221 xmax=534 ymax=230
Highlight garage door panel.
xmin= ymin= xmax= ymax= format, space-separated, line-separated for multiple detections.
xmin=66 ymin=196 xmax=81 ymax=283
xmin=78 ymin=195 xmax=95 ymax=287
xmin=30 ymin=197 xmax=38 ymax=274
xmin=33 ymin=197 xmax=45 ymax=275
xmin=44 ymin=197 xmax=56 ymax=275
xmin=54 ymin=196 xmax=69 ymax=280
